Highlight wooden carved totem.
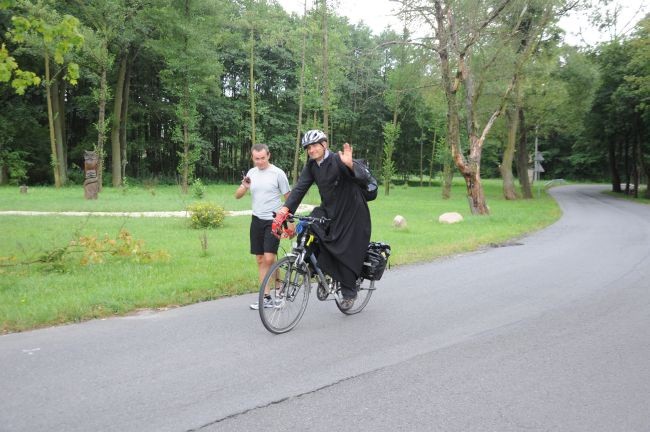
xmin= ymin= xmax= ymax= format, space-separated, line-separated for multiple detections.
xmin=84 ymin=151 xmax=99 ymax=199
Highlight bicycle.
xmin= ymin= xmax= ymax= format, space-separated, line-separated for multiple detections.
xmin=258 ymin=214 xmax=390 ymax=334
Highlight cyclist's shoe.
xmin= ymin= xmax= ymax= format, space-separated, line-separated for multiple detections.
xmin=250 ymin=296 xmax=276 ymax=310
xmin=338 ymin=296 xmax=356 ymax=310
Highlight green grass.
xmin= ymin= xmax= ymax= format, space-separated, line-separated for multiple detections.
xmin=0 ymin=184 xmax=301 ymax=212
xmin=603 ymin=189 xmax=650 ymax=205
xmin=0 ymin=180 xmax=561 ymax=333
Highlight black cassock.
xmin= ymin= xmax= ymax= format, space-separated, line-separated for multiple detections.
xmin=284 ymin=153 xmax=371 ymax=296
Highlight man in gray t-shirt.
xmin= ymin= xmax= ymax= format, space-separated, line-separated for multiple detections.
xmin=235 ymin=143 xmax=291 ymax=310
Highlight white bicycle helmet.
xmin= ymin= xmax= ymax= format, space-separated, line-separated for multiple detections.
xmin=301 ymin=129 xmax=327 ymax=148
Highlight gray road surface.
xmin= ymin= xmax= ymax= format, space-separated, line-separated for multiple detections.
xmin=1 ymin=184 xmax=649 ymax=432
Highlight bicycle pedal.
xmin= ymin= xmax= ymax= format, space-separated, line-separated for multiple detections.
xmin=316 ymin=285 xmax=329 ymax=300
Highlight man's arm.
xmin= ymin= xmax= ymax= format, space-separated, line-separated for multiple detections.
xmin=234 ymin=176 xmax=250 ymax=199
xmin=283 ymin=162 xmax=313 ymax=213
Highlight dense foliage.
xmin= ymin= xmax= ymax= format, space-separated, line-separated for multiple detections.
xmin=0 ymin=0 xmax=648 ymax=199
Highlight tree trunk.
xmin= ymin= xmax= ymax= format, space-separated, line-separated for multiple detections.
xmin=321 ymin=0 xmax=329 ymax=134
xmin=435 ymin=1 xmax=490 ymax=214
xmin=111 ymin=52 xmax=128 ymax=187
xmin=442 ymin=161 xmax=453 ymax=199
xmin=120 ymin=54 xmax=132 ymax=181
xmin=609 ymin=138 xmax=621 ymax=192
xmin=292 ymin=0 xmax=307 ymax=184
xmin=517 ymin=109 xmax=532 ymax=198
xmin=639 ymin=127 xmax=650 ymax=199
xmin=465 ymin=171 xmax=488 ymax=213
xmin=500 ymin=108 xmax=518 ymax=200
xmin=181 ymin=84 xmax=191 ymax=194
xmin=419 ymin=137 xmax=424 ymax=186
xmin=52 ymin=77 xmax=67 ymax=185
xmin=96 ymin=66 xmax=108 ymax=192
xmin=59 ymin=79 xmax=68 ymax=177
xmin=0 ymin=151 xmax=6 ymax=185
xmin=44 ymin=52 xmax=61 ymax=187
xmin=383 ymin=108 xmax=400 ymax=197
xmin=440 ymin=49 xmax=459 ymax=202
xmin=429 ymin=129 xmax=436 ymax=187
xmin=0 ymin=138 xmax=7 ymax=184
xmin=249 ymin=26 xmax=256 ymax=145
xmin=633 ymin=122 xmax=643 ymax=198
xmin=622 ymin=136 xmax=631 ymax=195
xmin=49 ymin=78 xmax=66 ymax=186
xmin=213 ymin=127 xmax=221 ymax=175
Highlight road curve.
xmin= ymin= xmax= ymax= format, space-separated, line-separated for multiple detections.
xmin=1 ymin=184 xmax=649 ymax=432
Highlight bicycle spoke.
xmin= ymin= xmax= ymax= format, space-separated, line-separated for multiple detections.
xmin=258 ymin=256 xmax=311 ymax=334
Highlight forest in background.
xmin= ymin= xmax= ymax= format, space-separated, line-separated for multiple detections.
xmin=1 ymin=0 xmax=648 ymax=207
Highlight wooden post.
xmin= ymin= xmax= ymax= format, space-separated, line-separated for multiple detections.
xmin=84 ymin=151 xmax=99 ymax=199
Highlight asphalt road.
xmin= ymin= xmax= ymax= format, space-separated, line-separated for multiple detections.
xmin=1 ymin=184 xmax=649 ymax=432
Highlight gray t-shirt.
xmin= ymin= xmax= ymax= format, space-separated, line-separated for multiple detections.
xmin=246 ymin=164 xmax=291 ymax=220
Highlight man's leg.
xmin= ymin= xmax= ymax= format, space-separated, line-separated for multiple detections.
xmin=258 ymin=252 xmax=277 ymax=294
xmin=250 ymin=217 xmax=272 ymax=310
xmin=338 ymin=265 xmax=358 ymax=300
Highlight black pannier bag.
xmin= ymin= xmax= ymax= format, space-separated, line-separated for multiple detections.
xmin=361 ymin=241 xmax=391 ymax=281
xmin=351 ymin=159 xmax=378 ymax=201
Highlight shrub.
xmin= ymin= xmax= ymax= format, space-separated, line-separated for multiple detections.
xmin=187 ymin=202 xmax=226 ymax=229
xmin=0 ymin=150 xmax=31 ymax=185
xmin=191 ymin=178 xmax=206 ymax=199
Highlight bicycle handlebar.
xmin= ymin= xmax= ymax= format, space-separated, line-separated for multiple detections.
xmin=288 ymin=215 xmax=331 ymax=225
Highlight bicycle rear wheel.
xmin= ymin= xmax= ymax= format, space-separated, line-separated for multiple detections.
xmin=259 ymin=255 xmax=311 ymax=334
xmin=335 ymin=277 xmax=374 ymax=315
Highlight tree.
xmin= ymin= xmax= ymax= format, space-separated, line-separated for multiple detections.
xmin=73 ymin=0 xmax=124 ymax=191
xmin=586 ymin=15 xmax=650 ymax=197
xmin=397 ymin=0 xmax=522 ymax=214
xmin=8 ymin=0 xmax=83 ymax=187
xmin=149 ymin=0 xmax=224 ymax=193
xmin=498 ymin=2 xmax=557 ymax=199
xmin=620 ymin=16 xmax=650 ymax=198
xmin=0 ymin=44 xmax=41 ymax=94
xmin=292 ymin=0 xmax=308 ymax=184
xmin=382 ymin=122 xmax=398 ymax=195
xmin=0 ymin=1 xmax=41 ymax=94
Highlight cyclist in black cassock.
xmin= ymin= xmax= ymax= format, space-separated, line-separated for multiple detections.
xmin=273 ymin=130 xmax=371 ymax=310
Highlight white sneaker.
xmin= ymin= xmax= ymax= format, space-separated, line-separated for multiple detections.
xmin=250 ymin=296 xmax=276 ymax=310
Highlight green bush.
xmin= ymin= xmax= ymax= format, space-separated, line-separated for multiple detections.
xmin=191 ymin=178 xmax=206 ymax=199
xmin=187 ymin=202 xmax=225 ymax=229
xmin=0 ymin=150 xmax=31 ymax=185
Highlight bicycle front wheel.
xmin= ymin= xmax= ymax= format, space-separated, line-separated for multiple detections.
xmin=335 ymin=277 xmax=374 ymax=315
xmin=259 ymin=255 xmax=311 ymax=334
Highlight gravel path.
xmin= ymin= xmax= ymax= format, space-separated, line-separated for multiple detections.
xmin=0 ymin=204 xmax=315 ymax=218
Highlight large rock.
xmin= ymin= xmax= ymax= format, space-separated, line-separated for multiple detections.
xmin=392 ymin=215 xmax=407 ymax=229
xmin=439 ymin=212 xmax=463 ymax=224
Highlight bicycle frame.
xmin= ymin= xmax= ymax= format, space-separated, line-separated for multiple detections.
xmin=290 ymin=217 xmax=338 ymax=299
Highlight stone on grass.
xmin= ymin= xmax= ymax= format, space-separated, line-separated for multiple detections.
xmin=439 ymin=212 xmax=463 ymax=224
xmin=393 ymin=215 xmax=407 ymax=228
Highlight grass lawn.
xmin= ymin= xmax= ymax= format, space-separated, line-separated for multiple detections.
xmin=0 ymin=180 xmax=561 ymax=333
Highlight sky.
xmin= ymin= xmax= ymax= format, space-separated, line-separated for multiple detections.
xmin=275 ymin=0 xmax=648 ymax=46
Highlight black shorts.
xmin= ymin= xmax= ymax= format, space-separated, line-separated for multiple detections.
xmin=250 ymin=215 xmax=280 ymax=255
